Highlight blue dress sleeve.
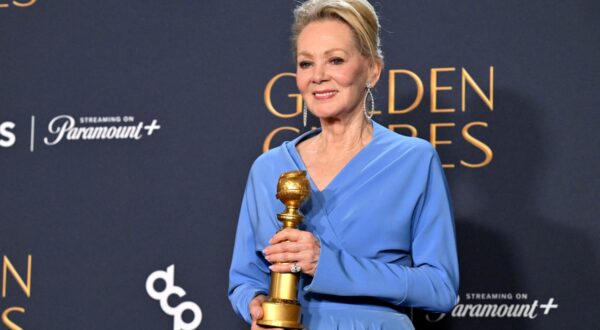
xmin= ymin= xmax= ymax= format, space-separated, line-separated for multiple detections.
xmin=228 ymin=169 xmax=270 ymax=323
xmin=304 ymin=147 xmax=459 ymax=312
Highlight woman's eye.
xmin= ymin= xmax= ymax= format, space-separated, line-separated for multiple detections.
xmin=298 ymin=61 xmax=312 ymax=69
xmin=330 ymin=57 xmax=344 ymax=65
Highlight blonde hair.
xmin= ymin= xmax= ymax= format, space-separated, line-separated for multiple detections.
xmin=292 ymin=0 xmax=383 ymax=64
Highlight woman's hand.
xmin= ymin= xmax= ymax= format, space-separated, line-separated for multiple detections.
xmin=263 ymin=228 xmax=320 ymax=276
xmin=249 ymin=294 xmax=283 ymax=330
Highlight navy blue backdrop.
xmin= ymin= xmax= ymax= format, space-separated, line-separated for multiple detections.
xmin=1 ymin=1 xmax=598 ymax=329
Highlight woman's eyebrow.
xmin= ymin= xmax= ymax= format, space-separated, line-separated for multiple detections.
xmin=297 ymin=48 xmax=349 ymax=58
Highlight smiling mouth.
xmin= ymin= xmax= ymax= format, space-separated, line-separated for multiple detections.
xmin=313 ymin=90 xmax=338 ymax=99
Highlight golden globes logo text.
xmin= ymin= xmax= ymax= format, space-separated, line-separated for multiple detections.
xmin=263 ymin=67 xmax=494 ymax=169
xmin=1 ymin=255 xmax=32 ymax=330
xmin=0 ymin=121 xmax=16 ymax=148
xmin=0 ymin=0 xmax=36 ymax=9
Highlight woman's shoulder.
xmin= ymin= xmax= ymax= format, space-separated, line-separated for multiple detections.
xmin=250 ymin=129 xmax=314 ymax=172
xmin=375 ymin=123 xmax=436 ymax=157
xmin=250 ymin=146 xmax=283 ymax=171
xmin=247 ymin=140 xmax=297 ymax=178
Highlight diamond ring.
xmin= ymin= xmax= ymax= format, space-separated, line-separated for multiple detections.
xmin=290 ymin=263 xmax=301 ymax=273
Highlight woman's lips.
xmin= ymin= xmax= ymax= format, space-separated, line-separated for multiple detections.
xmin=313 ymin=90 xmax=338 ymax=100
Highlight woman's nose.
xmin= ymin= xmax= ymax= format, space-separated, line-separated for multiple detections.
xmin=311 ymin=64 xmax=329 ymax=84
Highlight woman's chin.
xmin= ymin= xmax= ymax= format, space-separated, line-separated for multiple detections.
xmin=310 ymin=109 xmax=362 ymax=122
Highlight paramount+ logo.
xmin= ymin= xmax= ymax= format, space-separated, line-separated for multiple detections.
xmin=0 ymin=115 xmax=161 ymax=152
xmin=146 ymin=265 xmax=202 ymax=330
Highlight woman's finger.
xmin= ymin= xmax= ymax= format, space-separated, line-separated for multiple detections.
xmin=249 ymin=295 xmax=266 ymax=321
xmin=269 ymin=262 xmax=300 ymax=273
xmin=269 ymin=260 xmax=315 ymax=275
xmin=250 ymin=304 xmax=262 ymax=321
xmin=263 ymin=241 xmax=304 ymax=256
xmin=269 ymin=228 xmax=302 ymax=244
xmin=265 ymin=251 xmax=301 ymax=264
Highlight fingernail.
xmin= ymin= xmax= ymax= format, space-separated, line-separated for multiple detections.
xmin=269 ymin=265 xmax=274 ymax=270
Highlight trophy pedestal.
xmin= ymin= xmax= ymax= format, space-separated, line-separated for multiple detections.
xmin=257 ymin=300 xmax=303 ymax=329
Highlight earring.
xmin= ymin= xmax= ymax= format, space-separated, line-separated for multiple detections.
xmin=303 ymin=102 xmax=307 ymax=127
xmin=364 ymin=82 xmax=375 ymax=120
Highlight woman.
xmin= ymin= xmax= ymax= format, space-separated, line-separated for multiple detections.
xmin=229 ymin=0 xmax=459 ymax=329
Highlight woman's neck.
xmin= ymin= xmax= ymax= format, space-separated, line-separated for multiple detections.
xmin=315 ymin=110 xmax=373 ymax=153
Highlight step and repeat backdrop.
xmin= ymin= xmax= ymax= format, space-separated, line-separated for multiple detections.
xmin=1 ymin=1 xmax=598 ymax=329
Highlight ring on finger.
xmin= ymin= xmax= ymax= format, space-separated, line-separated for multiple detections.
xmin=290 ymin=263 xmax=301 ymax=273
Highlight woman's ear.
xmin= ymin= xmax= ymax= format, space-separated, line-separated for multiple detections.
xmin=368 ymin=59 xmax=383 ymax=87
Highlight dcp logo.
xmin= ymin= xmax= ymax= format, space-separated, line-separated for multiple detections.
xmin=0 ymin=121 xmax=16 ymax=148
xmin=146 ymin=265 xmax=202 ymax=330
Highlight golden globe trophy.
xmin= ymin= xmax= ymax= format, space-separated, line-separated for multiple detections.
xmin=257 ymin=170 xmax=310 ymax=329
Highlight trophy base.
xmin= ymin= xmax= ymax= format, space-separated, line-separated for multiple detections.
xmin=257 ymin=300 xmax=303 ymax=329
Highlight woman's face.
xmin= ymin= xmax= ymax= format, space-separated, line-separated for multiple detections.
xmin=296 ymin=19 xmax=380 ymax=121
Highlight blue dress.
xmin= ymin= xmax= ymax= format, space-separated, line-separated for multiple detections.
xmin=228 ymin=121 xmax=459 ymax=329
